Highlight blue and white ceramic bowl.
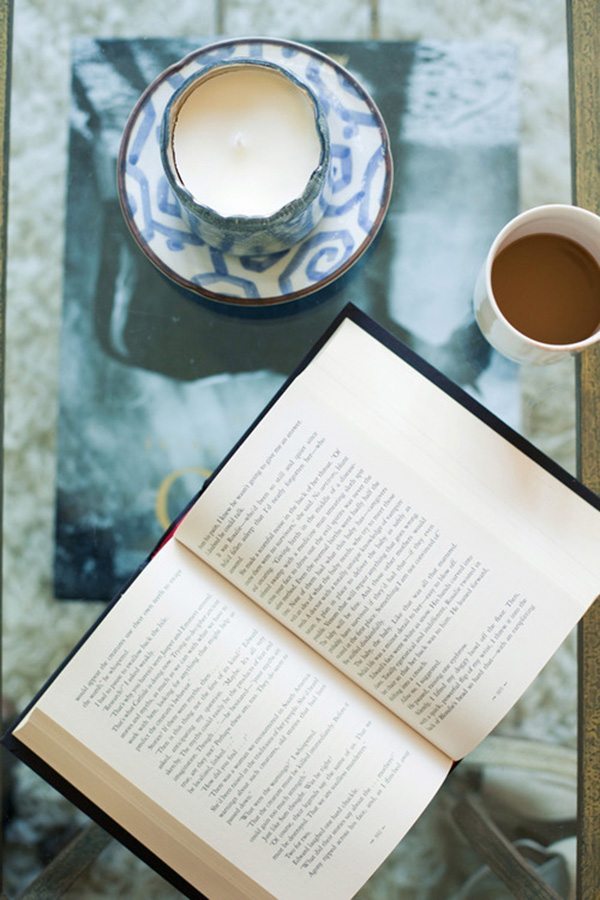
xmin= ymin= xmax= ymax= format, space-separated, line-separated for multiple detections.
xmin=160 ymin=59 xmax=331 ymax=256
xmin=118 ymin=38 xmax=393 ymax=307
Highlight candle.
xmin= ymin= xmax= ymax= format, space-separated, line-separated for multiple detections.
xmin=171 ymin=64 xmax=323 ymax=218
xmin=161 ymin=60 xmax=330 ymax=255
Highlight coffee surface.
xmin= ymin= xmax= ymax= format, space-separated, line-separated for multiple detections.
xmin=491 ymin=233 xmax=600 ymax=344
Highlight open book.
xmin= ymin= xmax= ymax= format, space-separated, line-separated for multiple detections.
xmin=6 ymin=306 xmax=600 ymax=899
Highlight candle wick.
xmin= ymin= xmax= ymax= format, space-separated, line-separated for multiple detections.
xmin=233 ymin=132 xmax=246 ymax=150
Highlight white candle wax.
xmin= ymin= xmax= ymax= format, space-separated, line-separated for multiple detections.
xmin=171 ymin=66 xmax=322 ymax=218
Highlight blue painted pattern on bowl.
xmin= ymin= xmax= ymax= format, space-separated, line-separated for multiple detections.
xmin=118 ymin=37 xmax=393 ymax=306
xmin=160 ymin=59 xmax=331 ymax=256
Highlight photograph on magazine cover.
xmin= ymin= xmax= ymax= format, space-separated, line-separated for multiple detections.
xmin=55 ymin=37 xmax=519 ymax=599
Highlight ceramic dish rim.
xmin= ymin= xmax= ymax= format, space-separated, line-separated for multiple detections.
xmin=117 ymin=35 xmax=394 ymax=307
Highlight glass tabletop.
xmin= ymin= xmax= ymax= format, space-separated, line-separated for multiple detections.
xmin=1 ymin=1 xmax=598 ymax=898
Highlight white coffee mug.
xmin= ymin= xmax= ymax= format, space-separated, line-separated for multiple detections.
xmin=473 ymin=204 xmax=600 ymax=365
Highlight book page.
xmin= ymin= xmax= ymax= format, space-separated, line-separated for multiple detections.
xmin=176 ymin=317 xmax=600 ymax=761
xmin=16 ymin=540 xmax=450 ymax=900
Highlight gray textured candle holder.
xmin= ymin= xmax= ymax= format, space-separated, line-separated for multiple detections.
xmin=161 ymin=58 xmax=331 ymax=256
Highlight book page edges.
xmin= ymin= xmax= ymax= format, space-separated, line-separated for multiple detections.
xmin=314 ymin=318 xmax=600 ymax=599
xmin=13 ymin=708 xmax=275 ymax=900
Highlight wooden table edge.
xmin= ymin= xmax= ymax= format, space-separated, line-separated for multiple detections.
xmin=568 ymin=0 xmax=600 ymax=897
xmin=0 ymin=1 xmax=11 ymax=582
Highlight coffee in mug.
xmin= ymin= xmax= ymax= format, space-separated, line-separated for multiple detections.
xmin=474 ymin=204 xmax=600 ymax=364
